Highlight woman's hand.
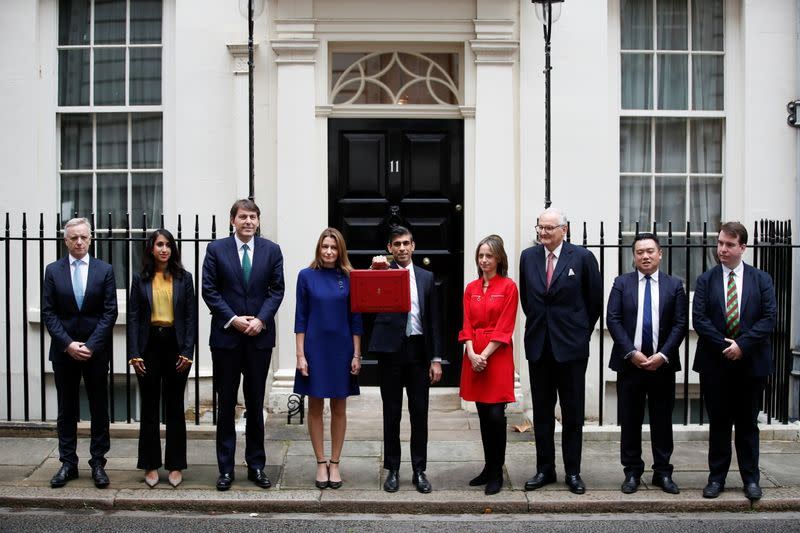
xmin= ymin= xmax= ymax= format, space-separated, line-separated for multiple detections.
xmin=296 ymin=355 xmax=309 ymax=377
xmin=351 ymin=355 xmax=361 ymax=375
xmin=469 ymin=352 xmax=487 ymax=373
xmin=130 ymin=358 xmax=146 ymax=376
xmin=176 ymin=356 xmax=192 ymax=373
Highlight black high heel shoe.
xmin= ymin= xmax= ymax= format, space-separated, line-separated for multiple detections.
xmin=315 ymin=460 xmax=329 ymax=489
xmin=328 ymin=459 xmax=342 ymax=489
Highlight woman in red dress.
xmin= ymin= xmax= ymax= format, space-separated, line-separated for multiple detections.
xmin=459 ymin=235 xmax=518 ymax=495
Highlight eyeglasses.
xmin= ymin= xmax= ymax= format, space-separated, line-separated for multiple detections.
xmin=535 ymin=224 xmax=564 ymax=233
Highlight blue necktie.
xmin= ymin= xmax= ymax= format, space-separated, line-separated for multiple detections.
xmin=641 ymin=274 xmax=653 ymax=356
xmin=72 ymin=260 xmax=85 ymax=310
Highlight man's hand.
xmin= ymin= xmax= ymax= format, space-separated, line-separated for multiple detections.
xmin=243 ymin=317 xmax=265 ymax=336
xmin=175 ymin=356 xmax=192 ymax=373
xmin=67 ymin=341 xmax=92 ymax=361
xmin=630 ymin=351 xmax=648 ymax=369
xmin=640 ymin=353 xmax=665 ymax=371
xmin=722 ymin=338 xmax=743 ymax=360
xmin=131 ymin=359 xmax=146 ymax=376
xmin=231 ymin=316 xmax=253 ymax=333
xmin=371 ymin=255 xmax=389 ymax=270
xmin=429 ymin=361 xmax=442 ymax=384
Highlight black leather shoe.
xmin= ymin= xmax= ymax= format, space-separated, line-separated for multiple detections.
xmin=484 ymin=469 xmax=503 ymax=496
xmin=247 ymin=468 xmax=272 ymax=489
xmin=383 ymin=469 xmax=399 ymax=493
xmin=524 ymin=471 xmax=556 ymax=491
xmin=652 ymin=473 xmax=680 ymax=494
xmin=743 ymin=482 xmax=762 ymax=501
xmin=621 ymin=474 xmax=640 ymax=494
xmin=565 ymin=474 xmax=586 ymax=495
xmin=216 ymin=472 xmax=234 ymax=491
xmin=412 ymin=470 xmax=432 ymax=494
xmin=50 ymin=464 xmax=78 ymax=488
xmin=702 ymin=481 xmax=724 ymax=499
xmin=469 ymin=467 xmax=489 ymax=487
xmin=91 ymin=465 xmax=110 ymax=488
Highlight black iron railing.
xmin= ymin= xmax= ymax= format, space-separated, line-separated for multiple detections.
xmin=0 ymin=214 xmax=795 ymax=425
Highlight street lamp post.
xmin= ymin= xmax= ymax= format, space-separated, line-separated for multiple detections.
xmin=238 ymin=0 xmax=265 ymax=201
xmin=532 ymin=0 xmax=563 ymax=209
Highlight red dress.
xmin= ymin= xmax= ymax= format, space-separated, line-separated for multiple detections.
xmin=458 ymin=275 xmax=518 ymax=403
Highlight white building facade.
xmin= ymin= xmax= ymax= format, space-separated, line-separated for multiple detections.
xmin=0 ymin=0 xmax=797 ymax=423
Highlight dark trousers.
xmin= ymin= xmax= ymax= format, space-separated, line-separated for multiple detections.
xmin=617 ymin=368 xmax=676 ymax=477
xmin=701 ymin=366 xmax=766 ymax=485
xmin=212 ymin=343 xmax=271 ymax=474
xmin=378 ymin=336 xmax=429 ymax=472
xmin=476 ymin=402 xmax=507 ymax=476
xmin=52 ymin=354 xmax=110 ymax=468
xmin=136 ymin=326 xmax=189 ymax=471
xmin=529 ymin=348 xmax=588 ymax=476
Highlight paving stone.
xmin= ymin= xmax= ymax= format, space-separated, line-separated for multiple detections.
xmin=0 ymin=437 xmax=57 ymax=465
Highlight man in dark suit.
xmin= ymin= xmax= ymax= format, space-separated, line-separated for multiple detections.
xmin=202 ymin=199 xmax=285 ymax=491
xmin=693 ymin=221 xmax=776 ymax=501
xmin=519 ymin=207 xmax=601 ymax=495
xmin=607 ymin=233 xmax=687 ymax=495
xmin=369 ymin=226 xmax=443 ymax=494
xmin=42 ymin=217 xmax=118 ymax=488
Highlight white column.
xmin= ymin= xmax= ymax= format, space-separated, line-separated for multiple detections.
xmin=267 ymin=37 xmax=322 ymax=413
xmin=226 ymin=44 xmax=256 ymax=200
xmin=469 ymin=28 xmax=523 ymax=410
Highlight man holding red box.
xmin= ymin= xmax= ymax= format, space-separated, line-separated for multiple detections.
xmin=369 ymin=226 xmax=444 ymax=494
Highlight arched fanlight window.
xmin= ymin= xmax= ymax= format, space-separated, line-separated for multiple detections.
xmin=330 ymin=51 xmax=460 ymax=106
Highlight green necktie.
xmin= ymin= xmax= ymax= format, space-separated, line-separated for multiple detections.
xmin=242 ymin=243 xmax=251 ymax=285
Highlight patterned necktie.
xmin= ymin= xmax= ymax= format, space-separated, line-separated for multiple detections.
xmin=241 ymin=244 xmax=252 ymax=285
xmin=641 ymin=274 xmax=653 ymax=355
xmin=72 ymin=260 xmax=84 ymax=310
xmin=725 ymin=271 xmax=740 ymax=338
xmin=546 ymin=252 xmax=555 ymax=290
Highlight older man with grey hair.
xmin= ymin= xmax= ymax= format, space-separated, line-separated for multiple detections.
xmin=42 ymin=217 xmax=118 ymax=488
xmin=519 ymin=207 xmax=602 ymax=495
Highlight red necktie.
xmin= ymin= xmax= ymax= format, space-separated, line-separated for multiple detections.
xmin=546 ymin=252 xmax=555 ymax=290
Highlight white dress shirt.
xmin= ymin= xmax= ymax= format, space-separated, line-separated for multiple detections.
xmin=405 ymin=263 xmax=423 ymax=335
xmin=69 ymin=254 xmax=90 ymax=289
xmin=225 ymin=234 xmax=257 ymax=329
xmin=544 ymin=242 xmax=564 ymax=271
xmin=634 ymin=270 xmax=661 ymax=359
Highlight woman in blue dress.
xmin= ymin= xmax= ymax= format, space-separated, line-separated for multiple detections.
xmin=294 ymin=228 xmax=363 ymax=489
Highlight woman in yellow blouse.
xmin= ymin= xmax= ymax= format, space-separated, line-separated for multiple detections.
xmin=129 ymin=229 xmax=196 ymax=488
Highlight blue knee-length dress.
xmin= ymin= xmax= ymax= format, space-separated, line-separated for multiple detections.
xmin=293 ymin=267 xmax=363 ymax=398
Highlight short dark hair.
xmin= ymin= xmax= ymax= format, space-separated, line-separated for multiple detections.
xmin=387 ymin=225 xmax=413 ymax=244
xmin=474 ymin=234 xmax=509 ymax=278
xmin=632 ymin=232 xmax=661 ymax=250
xmin=229 ymin=199 xmax=261 ymax=220
xmin=720 ymin=221 xmax=748 ymax=245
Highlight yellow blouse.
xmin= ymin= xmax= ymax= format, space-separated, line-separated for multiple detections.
xmin=150 ymin=273 xmax=174 ymax=326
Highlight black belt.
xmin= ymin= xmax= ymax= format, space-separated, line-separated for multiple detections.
xmin=150 ymin=325 xmax=175 ymax=334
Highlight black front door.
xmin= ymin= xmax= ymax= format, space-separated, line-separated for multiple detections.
xmin=328 ymin=118 xmax=464 ymax=386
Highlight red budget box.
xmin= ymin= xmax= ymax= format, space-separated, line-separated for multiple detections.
xmin=350 ymin=269 xmax=410 ymax=313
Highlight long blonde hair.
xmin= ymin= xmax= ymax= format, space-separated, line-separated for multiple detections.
xmin=309 ymin=227 xmax=353 ymax=274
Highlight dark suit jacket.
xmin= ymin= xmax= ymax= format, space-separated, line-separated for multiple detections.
xmin=692 ymin=263 xmax=776 ymax=378
xmin=128 ymin=271 xmax=197 ymax=360
xmin=202 ymin=235 xmax=285 ymax=351
xmin=607 ymin=270 xmax=687 ymax=373
xmin=519 ymin=241 xmax=602 ymax=363
xmin=368 ymin=263 xmax=444 ymax=361
xmin=42 ymin=256 xmax=118 ymax=362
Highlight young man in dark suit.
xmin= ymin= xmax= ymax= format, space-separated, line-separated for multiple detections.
xmin=369 ymin=226 xmax=443 ymax=494
xmin=42 ymin=217 xmax=118 ymax=488
xmin=693 ymin=221 xmax=776 ymax=501
xmin=202 ymin=199 xmax=285 ymax=491
xmin=607 ymin=233 xmax=687 ymax=495
xmin=519 ymin=207 xmax=602 ymax=495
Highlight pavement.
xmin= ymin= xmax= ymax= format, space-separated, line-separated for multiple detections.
xmin=1 ymin=389 xmax=799 ymax=515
